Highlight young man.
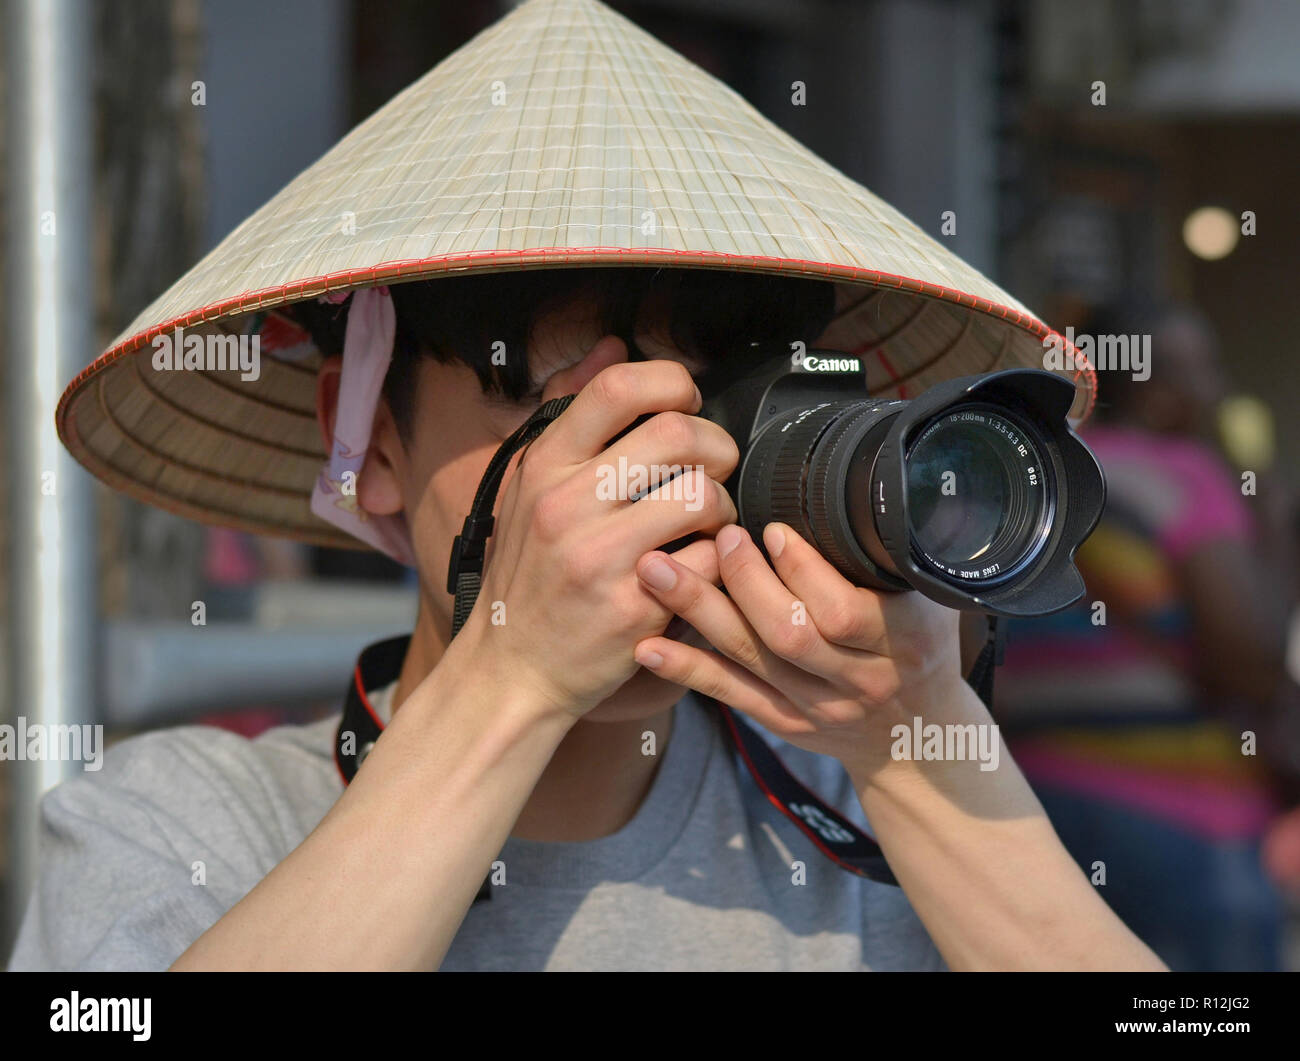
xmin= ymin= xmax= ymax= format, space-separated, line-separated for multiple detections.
xmin=10 ymin=266 xmax=1161 ymax=971
xmin=11 ymin=0 xmax=1164 ymax=971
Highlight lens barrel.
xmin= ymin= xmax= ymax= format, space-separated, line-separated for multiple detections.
xmin=733 ymin=369 xmax=1104 ymax=617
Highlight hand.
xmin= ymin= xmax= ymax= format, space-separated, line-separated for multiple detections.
xmin=632 ymin=521 xmax=1175 ymax=973
xmin=631 ymin=520 xmax=968 ymax=777
xmin=451 ymin=337 xmax=740 ymax=721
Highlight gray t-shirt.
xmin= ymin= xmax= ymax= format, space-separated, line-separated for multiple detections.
xmin=7 ymin=682 xmax=945 ymax=971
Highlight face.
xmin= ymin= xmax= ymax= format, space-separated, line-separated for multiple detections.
xmin=337 ymin=293 xmax=712 ymax=724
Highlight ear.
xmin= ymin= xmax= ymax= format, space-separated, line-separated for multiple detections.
xmin=314 ymin=353 xmax=404 ymax=517
xmin=356 ymin=399 xmax=405 ymax=517
xmin=315 ymin=355 xmax=343 ymax=452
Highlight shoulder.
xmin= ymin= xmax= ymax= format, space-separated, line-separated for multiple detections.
xmin=6 ymin=714 xmax=343 ymax=971
xmin=1085 ymin=426 xmax=1251 ymax=554
xmin=35 ymin=711 xmax=346 ymax=885
xmin=68 ymin=711 xmax=340 ymax=810
xmin=1086 ymin=425 xmax=1239 ymax=493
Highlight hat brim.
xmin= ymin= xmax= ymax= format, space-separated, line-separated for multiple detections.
xmin=58 ymin=250 xmax=1094 ymax=550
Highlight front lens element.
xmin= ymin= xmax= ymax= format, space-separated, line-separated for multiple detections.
xmin=903 ymin=406 xmax=1049 ymax=583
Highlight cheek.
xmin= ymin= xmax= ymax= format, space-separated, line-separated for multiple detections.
xmin=397 ymin=406 xmax=501 ymax=588
xmin=417 ymin=446 xmax=489 ymax=514
xmin=402 ymin=445 xmax=495 ymax=573
xmin=398 ymin=364 xmax=522 ymax=533
xmin=407 ymin=441 xmax=529 ymax=547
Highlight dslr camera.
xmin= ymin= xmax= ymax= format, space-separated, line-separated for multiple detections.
xmin=693 ymin=342 xmax=1105 ymax=617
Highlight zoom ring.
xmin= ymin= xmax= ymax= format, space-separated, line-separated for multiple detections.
xmin=743 ymin=405 xmax=842 ymax=537
xmin=808 ymin=410 xmax=870 ymax=578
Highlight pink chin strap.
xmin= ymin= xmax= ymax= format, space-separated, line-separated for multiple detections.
xmin=309 ymin=286 xmax=417 ymax=567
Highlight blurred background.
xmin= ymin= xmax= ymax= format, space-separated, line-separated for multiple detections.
xmin=4 ymin=0 xmax=1300 ymax=968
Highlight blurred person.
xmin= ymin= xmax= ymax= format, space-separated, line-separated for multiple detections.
xmin=1264 ymin=502 xmax=1300 ymax=893
xmin=7 ymin=0 xmax=1163 ymax=972
xmin=995 ymin=300 xmax=1298 ymax=970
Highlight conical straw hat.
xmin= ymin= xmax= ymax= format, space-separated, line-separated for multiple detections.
xmin=57 ymin=0 xmax=1095 ymax=551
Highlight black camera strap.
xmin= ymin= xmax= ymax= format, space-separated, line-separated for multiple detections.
xmin=445 ymin=394 xmax=578 ymax=634
xmin=967 ymin=615 xmax=1004 ymax=709
xmin=333 ymin=396 xmax=1006 ymax=901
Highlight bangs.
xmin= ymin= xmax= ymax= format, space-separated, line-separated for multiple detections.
xmin=292 ymin=267 xmax=837 ymax=442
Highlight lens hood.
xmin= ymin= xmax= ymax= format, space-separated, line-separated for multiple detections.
xmin=869 ymin=370 xmax=1104 ymax=616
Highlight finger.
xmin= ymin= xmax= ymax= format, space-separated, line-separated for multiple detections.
xmin=604 ymin=471 xmax=736 ymax=566
xmin=760 ymin=522 xmax=887 ymax=652
xmin=498 ymin=337 xmax=628 ymax=527
xmin=501 ymin=339 xmax=630 ymax=521
xmin=596 ymin=410 xmax=740 ymax=492
xmin=659 ymin=540 xmax=723 ymax=654
xmin=633 ymin=636 xmax=817 ymax=740
xmin=714 ymin=524 xmax=864 ymax=682
xmin=540 ymin=356 xmax=702 ymax=461
xmin=665 ymin=536 xmax=722 ymax=587
xmin=635 ymin=548 xmax=825 ymax=698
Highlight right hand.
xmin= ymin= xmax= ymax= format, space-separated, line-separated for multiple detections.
xmin=446 ymin=336 xmax=740 ymax=720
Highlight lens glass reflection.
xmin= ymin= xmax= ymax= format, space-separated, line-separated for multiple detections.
xmin=904 ymin=411 xmax=1045 ymax=579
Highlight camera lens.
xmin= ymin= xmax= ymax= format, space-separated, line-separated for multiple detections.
xmin=726 ymin=366 xmax=1104 ymax=617
xmin=903 ymin=405 xmax=1050 ymax=585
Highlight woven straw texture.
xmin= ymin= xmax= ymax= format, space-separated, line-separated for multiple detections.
xmin=57 ymin=0 xmax=1095 ymax=550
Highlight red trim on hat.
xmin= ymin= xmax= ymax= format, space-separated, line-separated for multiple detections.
xmin=55 ymin=249 xmax=1096 ymax=546
xmin=57 ymin=248 xmax=1098 ymax=438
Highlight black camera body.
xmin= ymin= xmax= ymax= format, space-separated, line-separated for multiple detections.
xmin=695 ymin=342 xmax=1106 ymax=618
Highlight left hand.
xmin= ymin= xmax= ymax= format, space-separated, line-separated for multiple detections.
xmin=632 ymin=521 xmax=969 ymax=777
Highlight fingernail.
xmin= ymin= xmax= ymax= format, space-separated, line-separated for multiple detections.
xmin=636 ymin=647 xmax=665 ymax=669
xmin=763 ymin=523 xmax=786 ymax=559
xmin=693 ymin=384 xmax=703 ymax=410
xmin=639 ymin=556 xmax=677 ymax=591
xmin=716 ymin=524 xmax=744 ymax=558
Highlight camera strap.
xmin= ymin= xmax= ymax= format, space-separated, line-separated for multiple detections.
xmin=445 ymin=394 xmax=579 ymax=634
xmin=333 ymin=396 xmax=1006 ymax=901
xmin=967 ymin=615 xmax=1003 ymax=709
xmin=333 ymin=634 xmax=902 ymax=902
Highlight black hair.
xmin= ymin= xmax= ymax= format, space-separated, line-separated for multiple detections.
xmin=291 ymin=267 xmax=837 ymax=445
